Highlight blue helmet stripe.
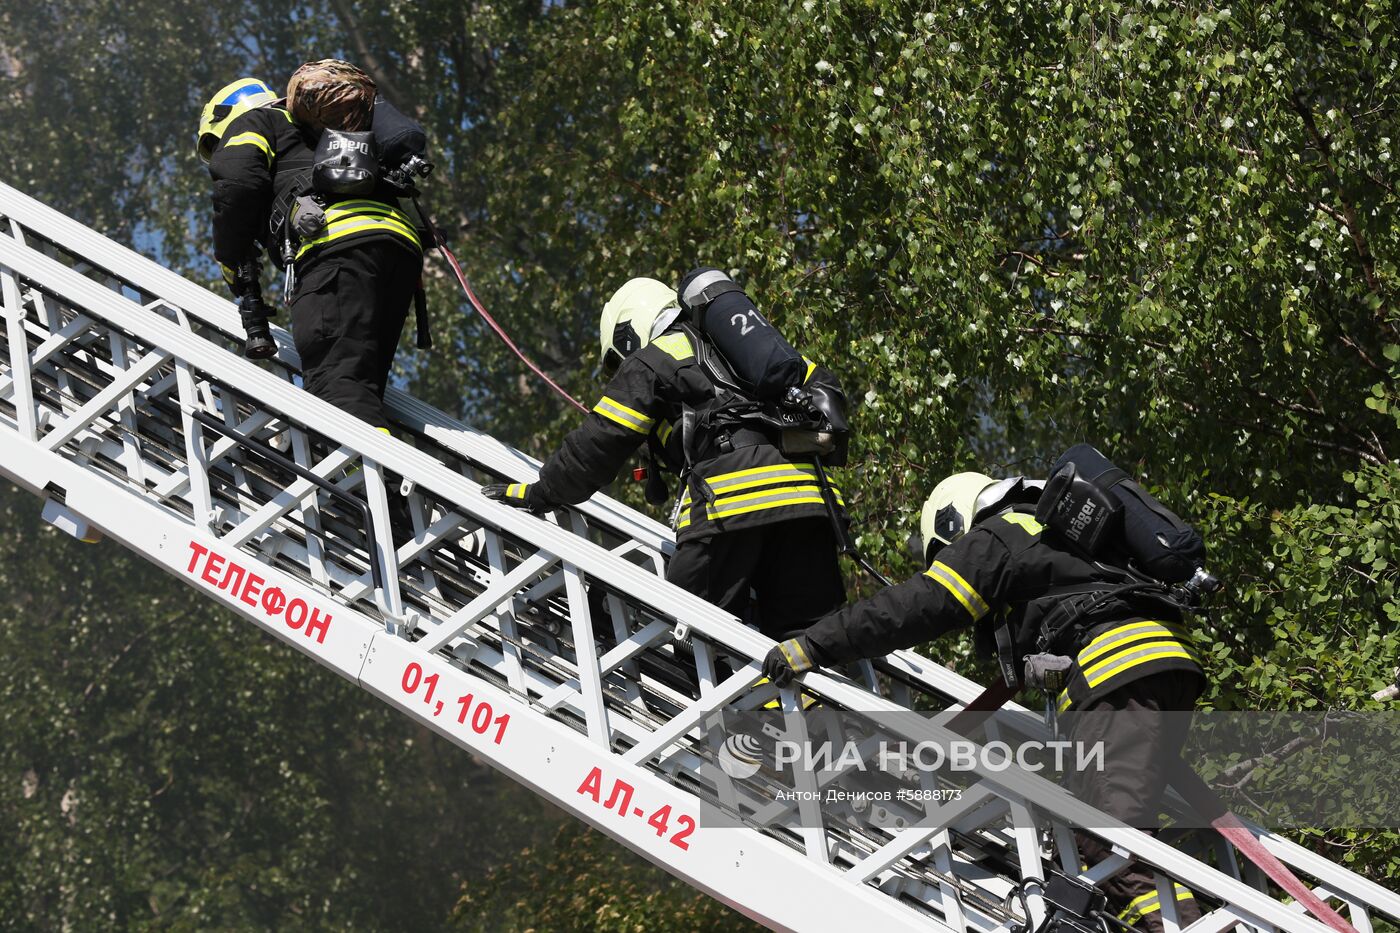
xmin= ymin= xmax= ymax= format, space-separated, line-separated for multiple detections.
xmin=218 ymin=80 xmax=271 ymax=106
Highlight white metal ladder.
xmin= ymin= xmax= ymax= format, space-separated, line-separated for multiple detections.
xmin=0 ymin=181 xmax=1394 ymax=933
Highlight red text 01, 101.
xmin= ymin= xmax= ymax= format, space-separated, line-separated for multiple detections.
xmin=400 ymin=661 xmax=510 ymax=745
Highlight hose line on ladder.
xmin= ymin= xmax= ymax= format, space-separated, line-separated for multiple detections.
xmin=416 ymin=201 xmax=589 ymax=414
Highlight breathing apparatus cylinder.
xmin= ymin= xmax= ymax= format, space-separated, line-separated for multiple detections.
xmin=678 ymin=267 xmax=806 ymax=402
xmin=371 ymin=95 xmax=430 ymax=183
xmin=1040 ymin=443 xmax=1208 ymax=584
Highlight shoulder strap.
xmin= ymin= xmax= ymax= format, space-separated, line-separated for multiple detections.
xmin=678 ymin=322 xmax=745 ymax=394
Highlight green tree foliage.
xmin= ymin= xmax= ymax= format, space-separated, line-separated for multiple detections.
xmin=457 ymin=0 xmax=1399 ymax=880
xmin=0 ymin=484 xmax=573 ymax=928
xmin=451 ymin=823 xmax=756 ymax=933
xmin=1 ymin=0 xmax=1397 ymax=917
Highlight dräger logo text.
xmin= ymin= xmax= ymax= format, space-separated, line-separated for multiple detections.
xmin=328 ymin=137 xmax=371 ymax=155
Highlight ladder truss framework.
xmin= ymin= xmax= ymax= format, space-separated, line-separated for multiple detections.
xmin=0 ymin=181 xmax=1396 ymax=933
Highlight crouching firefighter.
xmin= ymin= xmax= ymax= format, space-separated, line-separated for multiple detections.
xmin=765 ymin=449 xmax=1218 ymax=933
xmin=484 ymin=270 xmax=852 ymax=639
xmin=196 ymin=60 xmax=429 ymax=430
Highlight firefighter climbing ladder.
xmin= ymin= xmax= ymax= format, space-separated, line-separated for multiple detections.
xmin=0 ymin=181 xmax=1395 ymax=933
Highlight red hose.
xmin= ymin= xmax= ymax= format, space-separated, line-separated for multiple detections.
xmin=427 ymin=226 xmax=589 ymax=415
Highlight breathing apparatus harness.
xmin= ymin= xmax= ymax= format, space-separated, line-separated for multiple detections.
xmin=990 ymin=452 xmax=1222 ymax=699
xmin=665 ymin=274 xmax=891 ymax=585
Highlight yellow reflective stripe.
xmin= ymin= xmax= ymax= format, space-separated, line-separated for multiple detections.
xmin=656 ymin=420 xmax=674 ymax=445
xmin=593 ymin=396 xmax=654 ymax=434
xmin=1001 ymin=512 xmax=1045 ymax=535
xmin=1058 ymin=689 xmax=1073 ymax=713
xmin=924 ymin=560 xmax=991 ymax=620
xmin=779 ymin=639 xmax=812 ymax=670
xmin=677 ymin=462 xmax=836 ymax=507
xmin=678 ymin=482 xmax=843 ymax=516
xmin=324 ymin=200 xmax=415 ymax=222
xmin=296 ymin=218 xmax=422 ymax=259
xmin=1083 ymin=644 xmax=1200 ymax=690
xmin=704 ymin=461 xmax=821 ymax=486
xmin=701 ymin=484 xmax=830 ymax=512
xmin=758 ymin=676 xmax=818 ymax=710
xmin=1120 ymin=891 xmax=1159 ymax=923
xmin=802 ymin=357 xmax=817 ymax=384
xmin=706 ymin=467 xmax=829 ymax=498
xmin=320 ymin=207 xmax=419 ymax=238
xmin=703 ymin=494 xmax=829 ymax=522
xmin=1078 ymin=621 xmax=1186 ymax=666
xmin=677 ymin=486 xmax=837 ymax=528
xmin=1119 ymin=886 xmax=1194 ymax=924
xmin=651 ymin=332 xmax=694 ymax=361
xmin=296 ymin=219 xmax=418 ymax=256
xmin=225 ymin=131 xmax=272 ymax=161
xmin=506 ymin=483 xmax=527 ymax=499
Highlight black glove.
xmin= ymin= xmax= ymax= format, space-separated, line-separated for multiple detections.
xmin=762 ymin=635 xmax=821 ymax=688
xmin=226 ymin=260 xmax=277 ymax=360
xmin=482 ymin=482 xmax=554 ymax=514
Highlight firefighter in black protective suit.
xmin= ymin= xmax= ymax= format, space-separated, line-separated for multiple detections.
xmin=483 ymin=276 xmax=848 ymax=639
xmin=195 ymin=62 xmax=423 ymax=430
xmin=763 ymin=471 xmax=1205 ymax=933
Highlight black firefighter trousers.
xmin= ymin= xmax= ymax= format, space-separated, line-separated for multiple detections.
xmin=1064 ymin=673 xmax=1203 ymax=933
xmin=664 ymin=516 xmax=846 ymax=640
xmin=288 ymin=239 xmax=422 ymax=429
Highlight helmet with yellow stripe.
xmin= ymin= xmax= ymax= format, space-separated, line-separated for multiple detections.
xmin=598 ymin=277 xmax=682 ymax=374
xmin=197 ymin=78 xmax=278 ymax=163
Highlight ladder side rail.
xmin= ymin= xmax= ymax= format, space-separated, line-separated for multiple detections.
xmin=2 ymin=244 xmax=918 ymax=900
xmin=0 ymin=236 xmax=696 ymax=618
xmin=0 ymin=261 xmax=1120 ymax=924
xmin=877 ymin=651 xmax=1400 ymax=923
xmin=1 ymin=263 xmax=38 ymax=440
xmin=0 ymin=184 xmax=1005 ymax=734
xmin=814 ymin=706 xmax=1347 ymax=933
xmin=0 ymin=425 xmax=937 ymax=933
xmin=385 ymin=391 xmax=676 ymax=558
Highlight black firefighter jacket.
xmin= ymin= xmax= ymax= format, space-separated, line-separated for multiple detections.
xmin=532 ymin=328 xmax=846 ymax=544
xmin=801 ymin=508 xmax=1205 ymax=711
xmin=207 ymin=104 xmax=421 ymax=280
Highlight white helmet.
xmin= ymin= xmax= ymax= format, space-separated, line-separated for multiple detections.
xmin=920 ymin=472 xmax=997 ymax=561
xmin=598 ymin=277 xmax=681 ymax=373
xmin=916 ymin=473 xmax=1048 ymax=564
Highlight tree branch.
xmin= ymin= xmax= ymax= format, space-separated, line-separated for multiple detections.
xmin=1181 ymin=400 xmax=1386 ymax=466
xmin=328 ymin=0 xmax=419 ymax=116
xmin=1290 ymin=92 xmax=1391 ymax=328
